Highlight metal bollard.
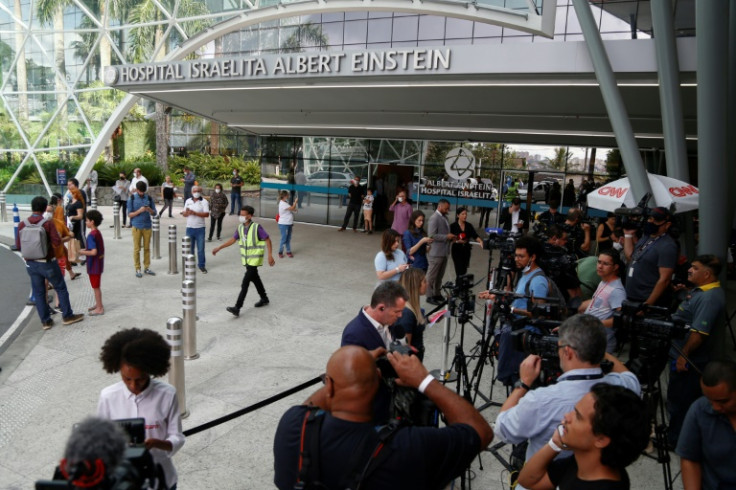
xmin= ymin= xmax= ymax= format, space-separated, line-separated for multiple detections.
xmin=152 ymin=215 xmax=161 ymax=259
xmin=183 ymin=253 xmax=196 ymax=285
xmin=167 ymin=317 xmax=189 ymax=418
xmin=168 ymin=225 xmax=178 ymax=275
xmin=12 ymin=203 xmax=20 ymax=249
xmin=181 ymin=279 xmax=199 ymax=360
xmin=90 ymin=194 xmax=97 ymax=210
xmin=181 ymin=235 xmax=192 ymax=279
xmin=113 ymin=201 xmax=121 ymax=239
xmin=0 ymin=191 xmax=6 ymax=222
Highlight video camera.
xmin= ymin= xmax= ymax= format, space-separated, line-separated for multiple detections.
xmin=442 ymin=274 xmax=476 ymax=322
xmin=376 ymin=341 xmax=438 ymax=427
xmin=510 ymin=323 xmax=563 ymax=386
xmin=484 ymin=229 xmax=517 ymax=289
xmin=612 ymin=301 xmax=688 ymax=383
xmin=539 ymin=244 xmax=577 ymax=279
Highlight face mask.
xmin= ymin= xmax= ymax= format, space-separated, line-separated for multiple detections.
xmin=233 ymin=171 xmax=237 ymax=176
xmin=215 ymin=189 xmax=221 ymax=193
xmin=193 ymin=192 xmax=201 ymax=199
xmin=43 ymin=212 xmax=52 ymax=220
xmin=397 ymin=197 xmax=404 ymax=203
xmin=613 ymin=242 xmax=623 ymax=251
xmin=643 ymin=222 xmax=659 ymax=235
xmin=520 ymin=259 xmax=532 ymax=273
xmin=119 ymin=176 xmax=125 ymax=180
xmin=239 ymin=216 xmax=247 ymax=224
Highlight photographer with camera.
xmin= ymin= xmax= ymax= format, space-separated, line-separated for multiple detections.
xmin=494 ymin=315 xmax=640 ymax=468
xmin=543 ymin=225 xmax=583 ymax=306
xmin=518 ymin=384 xmax=650 ymax=490
xmin=97 ymin=329 xmax=184 ymax=490
xmin=666 ymin=255 xmax=726 ymax=447
xmin=623 ymin=207 xmax=677 ymax=308
xmin=677 ymin=360 xmax=736 ymax=490
xmin=562 ymin=209 xmax=592 ymax=259
xmin=273 ymin=346 xmax=494 ymax=489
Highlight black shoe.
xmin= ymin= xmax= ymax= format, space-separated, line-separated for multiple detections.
xmin=62 ymin=313 xmax=84 ymax=325
xmin=226 ymin=306 xmax=240 ymax=317
xmin=207 ymin=238 xmax=212 ymax=242
xmin=42 ymin=320 xmax=54 ymax=330
xmin=199 ymin=267 xmax=208 ymax=274
xmin=254 ymin=298 xmax=269 ymax=307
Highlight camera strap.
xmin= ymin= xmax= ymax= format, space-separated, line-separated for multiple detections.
xmin=559 ymin=372 xmax=604 ymax=382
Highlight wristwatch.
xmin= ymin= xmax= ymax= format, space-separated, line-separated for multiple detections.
xmin=514 ymin=380 xmax=532 ymax=391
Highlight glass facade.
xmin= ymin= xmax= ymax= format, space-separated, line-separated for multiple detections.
xmin=1 ymin=0 xmax=694 ymax=218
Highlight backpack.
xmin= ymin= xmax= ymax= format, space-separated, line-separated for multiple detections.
xmin=129 ymin=193 xmax=153 ymax=210
xmin=20 ymin=218 xmax=49 ymax=260
xmin=523 ymin=268 xmax=568 ymax=319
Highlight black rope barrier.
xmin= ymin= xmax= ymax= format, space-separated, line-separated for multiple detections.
xmin=183 ymin=375 xmax=323 ymax=437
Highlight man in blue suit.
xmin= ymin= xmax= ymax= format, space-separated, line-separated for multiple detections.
xmin=341 ymin=282 xmax=409 ymax=354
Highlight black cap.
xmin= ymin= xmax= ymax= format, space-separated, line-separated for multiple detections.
xmin=650 ymin=207 xmax=671 ymax=221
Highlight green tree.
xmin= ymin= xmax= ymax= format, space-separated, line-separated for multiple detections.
xmin=281 ymin=22 xmax=328 ymax=53
xmin=544 ymin=147 xmax=573 ymax=171
xmin=605 ymin=149 xmax=623 ymax=178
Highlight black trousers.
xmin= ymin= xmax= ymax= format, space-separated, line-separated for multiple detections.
xmin=341 ymin=202 xmax=361 ymax=229
xmin=209 ymin=215 xmax=224 ymax=240
xmin=235 ymin=265 xmax=267 ymax=308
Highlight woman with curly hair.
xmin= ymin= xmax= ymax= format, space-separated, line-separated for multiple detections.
xmin=97 ymin=328 xmax=184 ymax=490
xmin=395 ymin=267 xmax=428 ymax=360
xmin=375 ymin=228 xmax=409 ymax=285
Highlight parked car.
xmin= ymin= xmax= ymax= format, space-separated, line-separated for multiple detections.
xmin=519 ymin=181 xmax=555 ymax=203
xmin=306 ymin=171 xmax=354 ymax=195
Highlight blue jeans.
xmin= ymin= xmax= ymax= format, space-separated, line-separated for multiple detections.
xmin=278 ymin=224 xmax=292 ymax=253
xmin=231 ymin=190 xmax=242 ymax=214
xmin=26 ymin=259 xmax=74 ymax=322
xmin=186 ymin=227 xmax=206 ymax=268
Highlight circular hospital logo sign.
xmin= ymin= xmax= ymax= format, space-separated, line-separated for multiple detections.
xmin=103 ymin=67 xmax=118 ymax=85
xmin=444 ymin=147 xmax=475 ymax=180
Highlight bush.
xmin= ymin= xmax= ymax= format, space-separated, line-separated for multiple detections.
xmin=242 ymin=160 xmax=261 ymax=185
xmin=167 ymin=153 xmax=261 ymax=186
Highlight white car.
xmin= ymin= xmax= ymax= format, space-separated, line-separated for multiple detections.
xmin=306 ymin=171 xmax=354 ymax=195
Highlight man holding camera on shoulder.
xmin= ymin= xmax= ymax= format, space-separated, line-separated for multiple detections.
xmin=494 ymin=315 xmax=640 ymax=472
xmin=273 ymin=345 xmax=493 ymax=490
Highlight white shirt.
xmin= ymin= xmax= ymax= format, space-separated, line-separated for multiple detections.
xmin=129 ymin=175 xmax=149 ymax=192
xmin=97 ymin=379 xmax=185 ymax=488
xmin=362 ymin=307 xmax=391 ymax=348
xmin=278 ymin=200 xmax=294 ymax=225
xmin=510 ymin=209 xmax=521 ymax=235
xmin=184 ymin=197 xmax=209 ymax=228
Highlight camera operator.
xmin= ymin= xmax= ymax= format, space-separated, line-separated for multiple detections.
xmin=623 ymin=207 xmax=677 ymax=308
xmin=666 ymin=255 xmax=726 ymax=447
xmin=479 ymin=236 xmax=549 ymax=385
xmin=562 ymin=209 xmax=591 ymax=259
xmin=273 ymin=346 xmax=493 ymax=489
xmin=518 ymin=384 xmax=650 ymax=490
xmin=578 ymin=250 xmax=626 ymax=353
xmin=97 ymin=329 xmax=184 ymax=490
xmin=537 ymin=200 xmax=566 ymax=230
xmin=677 ymin=360 xmax=736 ymax=490
xmin=494 ymin=315 xmax=640 ymax=467
xmin=55 ymin=417 xmax=128 ymax=489
xmin=544 ymin=225 xmax=583 ymax=305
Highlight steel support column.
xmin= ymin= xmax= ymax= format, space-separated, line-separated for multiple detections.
xmin=571 ymin=0 xmax=652 ymax=203
xmin=651 ymin=0 xmax=689 ymax=182
xmin=727 ymin=1 xmax=736 ymax=250
xmin=696 ymin=0 xmax=730 ymax=260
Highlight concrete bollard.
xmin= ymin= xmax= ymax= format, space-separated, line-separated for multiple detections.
xmin=0 ymin=191 xmax=6 ymax=222
xmin=113 ymin=201 xmax=121 ymax=239
xmin=90 ymin=194 xmax=97 ymax=210
xmin=181 ymin=279 xmax=199 ymax=360
xmin=168 ymin=225 xmax=178 ymax=275
xmin=181 ymin=235 xmax=192 ymax=279
xmin=12 ymin=203 xmax=20 ymax=249
xmin=152 ymin=215 xmax=161 ymax=259
xmin=166 ymin=316 xmax=189 ymax=419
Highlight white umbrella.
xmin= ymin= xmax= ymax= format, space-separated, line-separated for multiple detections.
xmin=587 ymin=172 xmax=699 ymax=214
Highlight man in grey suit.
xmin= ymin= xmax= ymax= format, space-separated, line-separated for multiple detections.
xmin=426 ymin=199 xmax=456 ymax=305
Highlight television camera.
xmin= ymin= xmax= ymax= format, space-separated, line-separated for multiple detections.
xmin=442 ymin=274 xmax=476 ymax=323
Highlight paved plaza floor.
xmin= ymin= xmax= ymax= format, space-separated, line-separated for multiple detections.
xmin=1 ymin=201 xmax=733 ymax=489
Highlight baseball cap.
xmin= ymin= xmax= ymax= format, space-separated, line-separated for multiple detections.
xmin=650 ymin=207 xmax=672 ymax=221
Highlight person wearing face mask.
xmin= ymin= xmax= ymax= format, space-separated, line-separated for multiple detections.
xmin=623 ymin=206 xmax=677 ymax=308
xmin=338 ymin=176 xmax=365 ymax=232
xmin=182 ymin=185 xmax=210 ymax=273
xmin=213 ymin=205 xmax=275 ymax=317
xmin=478 ymin=236 xmax=550 ymax=386
xmin=112 ymin=172 xmax=130 ymax=227
xmin=389 ymin=190 xmax=413 ymax=236
xmin=230 ymin=168 xmax=244 ymax=215
xmin=128 ymin=181 xmax=157 ymax=278
xmin=208 ymin=183 xmax=229 ymax=242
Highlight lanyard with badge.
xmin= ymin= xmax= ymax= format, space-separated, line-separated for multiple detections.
xmin=628 ymin=234 xmax=662 ymax=278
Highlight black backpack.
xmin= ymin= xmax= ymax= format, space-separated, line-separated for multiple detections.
xmin=523 ymin=268 xmax=568 ymax=319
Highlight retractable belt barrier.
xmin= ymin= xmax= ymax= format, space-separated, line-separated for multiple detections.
xmin=182 ymin=375 xmax=323 ymax=437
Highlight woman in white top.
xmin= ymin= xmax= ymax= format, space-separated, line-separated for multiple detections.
xmin=375 ymin=228 xmax=409 ymax=285
xmin=277 ymin=190 xmax=298 ymax=258
xmin=97 ymin=328 xmax=184 ymax=490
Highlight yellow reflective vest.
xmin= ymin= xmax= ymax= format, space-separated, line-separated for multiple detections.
xmin=238 ymin=222 xmax=265 ymax=266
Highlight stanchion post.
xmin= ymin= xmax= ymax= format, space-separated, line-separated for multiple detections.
xmin=167 ymin=316 xmax=189 ymax=419
xmin=168 ymin=225 xmax=178 ymax=275
xmin=182 ymin=279 xmax=199 ymax=360
xmin=0 ymin=191 xmax=7 ymax=222
xmin=113 ymin=201 xmax=121 ymax=239
xmin=181 ymin=235 xmax=191 ymax=279
xmin=152 ymin=215 xmax=161 ymax=259
xmin=90 ymin=194 xmax=97 ymax=210
xmin=12 ymin=203 xmax=20 ymax=248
